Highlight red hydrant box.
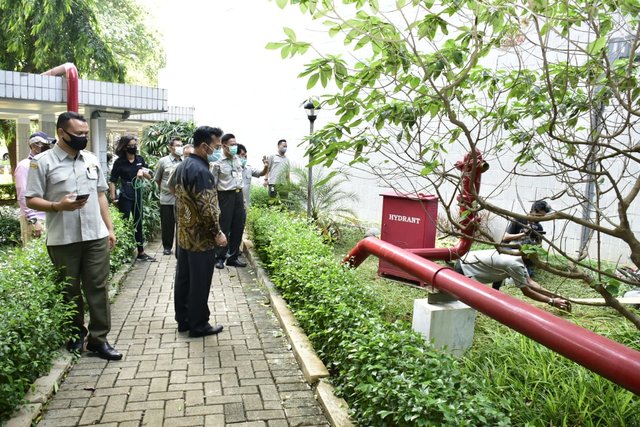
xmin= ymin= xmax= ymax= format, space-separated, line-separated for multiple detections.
xmin=378 ymin=192 xmax=438 ymax=285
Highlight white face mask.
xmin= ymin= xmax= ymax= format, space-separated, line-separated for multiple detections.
xmin=175 ymin=147 xmax=184 ymax=157
xmin=279 ymin=147 xmax=287 ymax=154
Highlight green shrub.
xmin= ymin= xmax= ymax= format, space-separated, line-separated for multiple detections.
xmin=0 ymin=242 xmax=75 ymax=421
xmin=0 ymin=206 xmax=20 ymax=246
xmin=139 ymin=178 xmax=160 ymax=245
xmin=109 ymin=205 xmax=137 ymax=276
xmin=0 ymin=205 xmax=138 ymax=421
xmin=250 ymin=184 xmax=270 ymax=209
xmin=248 ymin=207 xmax=509 ymax=426
xmin=0 ymin=183 xmax=16 ymax=201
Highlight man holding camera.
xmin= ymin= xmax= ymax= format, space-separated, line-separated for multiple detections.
xmin=502 ymin=200 xmax=551 ymax=247
xmin=497 ymin=200 xmax=552 ymax=289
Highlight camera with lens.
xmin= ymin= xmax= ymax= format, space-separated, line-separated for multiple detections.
xmin=520 ymin=226 xmax=546 ymax=245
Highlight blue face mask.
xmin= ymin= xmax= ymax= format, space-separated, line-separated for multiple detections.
xmin=207 ymin=146 xmax=222 ymax=162
xmin=240 ymin=158 xmax=247 ymax=167
xmin=229 ymin=145 xmax=238 ymax=156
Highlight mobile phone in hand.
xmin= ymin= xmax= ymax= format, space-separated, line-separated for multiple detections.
xmin=75 ymin=193 xmax=90 ymax=201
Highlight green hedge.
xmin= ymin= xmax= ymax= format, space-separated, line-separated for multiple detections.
xmin=0 ymin=183 xmax=16 ymax=201
xmin=0 ymin=205 xmax=137 ymax=421
xmin=248 ymin=208 xmax=509 ymax=426
xmin=0 ymin=242 xmax=74 ymax=420
xmin=0 ymin=206 xmax=20 ymax=246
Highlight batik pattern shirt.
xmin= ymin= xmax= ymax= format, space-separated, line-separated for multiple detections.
xmin=174 ymin=155 xmax=221 ymax=252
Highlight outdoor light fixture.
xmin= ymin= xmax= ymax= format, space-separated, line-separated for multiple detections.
xmin=303 ymin=99 xmax=320 ymax=219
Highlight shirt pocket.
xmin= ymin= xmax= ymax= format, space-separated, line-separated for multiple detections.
xmin=220 ymin=163 xmax=234 ymax=176
xmin=49 ymin=169 xmax=75 ymax=192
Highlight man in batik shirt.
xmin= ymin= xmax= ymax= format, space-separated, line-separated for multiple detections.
xmin=173 ymin=126 xmax=227 ymax=337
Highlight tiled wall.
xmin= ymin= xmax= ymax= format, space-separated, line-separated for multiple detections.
xmin=0 ymin=71 xmax=64 ymax=102
xmin=0 ymin=70 xmax=168 ymax=112
xmin=78 ymin=80 xmax=167 ymax=111
xmin=129 ymin=106 xmax=195 ymax=122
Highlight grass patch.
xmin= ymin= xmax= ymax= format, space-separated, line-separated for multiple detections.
xmin=332 ymin=225 xmax=640 ymax=426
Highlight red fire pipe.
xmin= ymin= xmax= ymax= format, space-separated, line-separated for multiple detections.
xmin=344 ymin=237 xmax=640 ymax=395
xmin=405 ymin=150 xmax=488 ymax=261
xmin=42 ymin=62 xmax=79 ymax=112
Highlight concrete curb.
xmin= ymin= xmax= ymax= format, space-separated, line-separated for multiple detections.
xmin=5 ymin=257 xmax=135 ymax=427
xmin=243 ymin=239 xmax=354 ymax=427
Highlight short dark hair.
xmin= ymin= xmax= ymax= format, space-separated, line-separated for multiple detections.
xmin=169 ymin=137 xmax=182 ymax=146
xmin=192 ymin=126 xmax=223 ymax=147
xmin=237 ymin=144 xmax=247 ymax=155
xmin=57 ymin=111 xmax=86 ymax=130
xmin=531 ymin=200 xmax=551 ymax=214
xmin=277 ymin=139 xmax=287 ymax=146
xmin=115 ymin=135 xmax=138 ymax=157
xmin=221 ymin=133 xmax=236 ymax=144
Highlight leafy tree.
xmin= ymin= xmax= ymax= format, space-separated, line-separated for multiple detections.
xmin=0 ymin=0 xmax=164 ymax=168
xmin=269 ymin=1 xmax=640 ymax=327
xmin=287 ymin=165 xmax=360 ymax=241
xmin=96 ymin=0 xmax=165 ymax=86
xmin=0 ymin=0 xmax=124 ymax=80
xmin=141 ymin=120 xmax=196 ymax=158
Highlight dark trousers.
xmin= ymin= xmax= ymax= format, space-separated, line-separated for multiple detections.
xmin=118 ymin=193 xmax=144 ymax=253
xmin=47 ymin=237 xmax=111 ymax=344
xmin=160 ymin=204 xmax=175 ymax=251
xmin=216 ymin=190 xmax=246 ymax=262
xmin=174 ymin=247 xmax=216 ymax=331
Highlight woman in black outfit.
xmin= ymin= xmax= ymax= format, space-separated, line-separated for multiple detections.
xmin=109 ymin=135 xmax=156 ymax=261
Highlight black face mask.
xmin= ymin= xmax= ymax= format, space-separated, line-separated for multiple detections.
xmin=63 ymin=131 xmax=88 ymax=151
xmin=126 ymin=145 xmax=138 ymax=155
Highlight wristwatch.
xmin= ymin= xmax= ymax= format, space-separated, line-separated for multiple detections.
xmin=27 ymin=218 xmax=38 ymax=225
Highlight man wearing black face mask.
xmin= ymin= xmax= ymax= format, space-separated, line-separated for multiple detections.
xmin=25 ymin=111 xmax=121 ymax=361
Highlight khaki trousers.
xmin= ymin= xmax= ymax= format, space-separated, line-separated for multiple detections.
xmin=47 ymin=237 xmax=111 ymax=344
xmin=19 ymin=216 xmax=45 ymax=246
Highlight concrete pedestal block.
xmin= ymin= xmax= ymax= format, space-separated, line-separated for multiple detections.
xmin=412 ymin=299 xmax=476 ymax=357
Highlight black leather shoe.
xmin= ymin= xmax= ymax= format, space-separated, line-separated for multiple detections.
xmin=226 ymin=259 xmax=247 ymax=267
xmin=177 ymin=323 xmax=189 ymax=332
xmin=67 ymin=336 xmax=84 ymax=353
xmin=215 ymin=259 xmax=225 ymax=269
xmin=189 ymin=324 xmax=223 ymax=337
xmin=163 ymin=249 xmax=172 ymax=255
xmin=86 ymin=341 xmax=123 ymax=360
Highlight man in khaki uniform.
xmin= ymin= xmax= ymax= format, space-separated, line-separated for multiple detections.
xmin=26 ymin=111 xmax=122 ymax=360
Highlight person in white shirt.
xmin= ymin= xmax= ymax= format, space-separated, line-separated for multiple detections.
xmin=455 ymin=249 xmax=571 ymax=311
xmin=237 ymin=143 xmax=267 ymax=208
xmin=154 ymin=137 xmax=183 ymax=255
xmin=266 ymin=139 xmax=290 ymax=199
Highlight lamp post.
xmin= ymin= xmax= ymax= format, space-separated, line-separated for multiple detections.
xmin=303 ymin=99 xmax=319 ymax=219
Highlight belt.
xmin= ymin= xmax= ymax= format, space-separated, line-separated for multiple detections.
xmin=218 ymin=189 xmax=242 ymax=193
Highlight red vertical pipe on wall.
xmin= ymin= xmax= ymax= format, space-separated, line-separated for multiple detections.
xmin=344 ymin=236 xmax=640 ymax=395
xmin=65 ymin=64 xmax=78 ymax=112
xmin=41 ymin=62 xmax=79 ymax=112
xmin=405 ymin=150 xmax=488 ymax=261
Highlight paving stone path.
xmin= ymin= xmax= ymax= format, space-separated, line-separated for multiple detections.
xmin=37 ymin=241 xmax=329 ymax=426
